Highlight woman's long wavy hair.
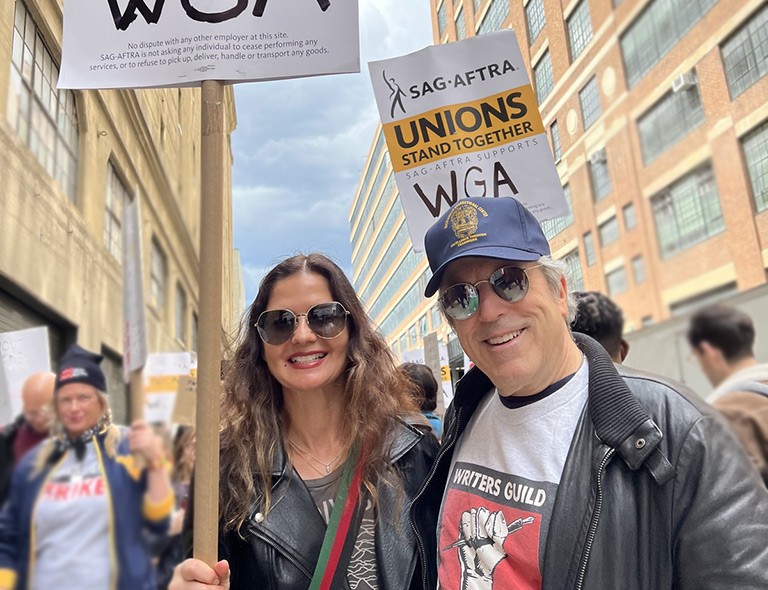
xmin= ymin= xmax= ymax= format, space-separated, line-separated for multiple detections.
xmin=219 ymin=253 xmax=418 ymax=534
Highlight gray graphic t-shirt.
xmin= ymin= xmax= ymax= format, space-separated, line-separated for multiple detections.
xmin=305 ymin=466 xmax=378 ymax=589
xmin=32 ymin=442 xmax=111 ymax=590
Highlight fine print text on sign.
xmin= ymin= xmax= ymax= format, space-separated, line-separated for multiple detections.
xmin=368 ymin=30 xmax=568 ymax=251
xmin=60 ymin=0 xmax=359 ymax=89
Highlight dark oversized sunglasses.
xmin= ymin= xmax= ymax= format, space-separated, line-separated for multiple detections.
xmin=439 ymin=265 xmax=542 ymax=321
xmin=255 ymin=301 xmax=350 ymax=345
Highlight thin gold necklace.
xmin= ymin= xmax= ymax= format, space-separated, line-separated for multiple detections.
xmin=287 ymin=438 xmax=345 ymax=476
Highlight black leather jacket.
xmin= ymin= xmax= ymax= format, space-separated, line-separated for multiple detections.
xmin=411 ymin=334 xmax=768 ymax=590
xmin=216 ymin=419 xmax=438 ymax=590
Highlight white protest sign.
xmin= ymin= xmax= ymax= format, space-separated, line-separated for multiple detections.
xmin=401 ymin=348 xmax=424 ymax=364
xmin=368 ymin=29 xmax=568 ymax=251
xmin=0 ymin=327 xmax=51 ymax=423
xmin=437 ymin=341 xmax=453 ymax=409
xmin=59 ymin=0 xmax=360 ymax=89
xmin=143 ymin=351 xmax=193 ymax=423
xmin=123 ymin=195 xmax=148 ymax=381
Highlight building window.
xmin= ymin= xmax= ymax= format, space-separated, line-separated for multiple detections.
xmin=474 ymin=0 xmax=482 ymax=10
xmin=150 ymin=239 xmax=167 ymax=313
xmin=8 ymin=1 xmax=78 ymax=202
xmin=477 ymin=0 xmax=509 ymax=35
xmin=651 ymin=164 xmax=725 ymax=258
xmin=588 ymin=149 xmax=612 ymax=202
xmin=567 ymin=0 xmax=593 ymax=61
xmin=584 ymin=231 xmax=596 ymax=266
xmin=419 ymin=314 xmax=428 ymax=337
xmin=722 ymin=6 xmax=768 ymax=99
xmin=541 ymin=184 xmax=574 ymax=240
xmin=525 ymin=0 xmax=546 ymax=44
xmin=175 ymin=284 xmax=187 ymax=344
xmin=598 ymin=216 xmax=620 ymax=247
xmin=191 ymin=313 xmax=198 ymax=352
xmin=431 ymin=305 xmax=442 ymax=330
xmin=562 ymin=249 xmax=584 ymax=291
xmin=534 ymin=50 xmax=554 ymax=101
xmin=105 ymin=163 xmax=128 ymax=263
xmin=606 ymin=265 xmax=628 ymax=296
xmin=742 ymin=120 xmax=768 ymax=212
xmin=622 ymin=203 xmax=637 ymax=230
xmin=409 ymin=324 xmax=418 ymax=347
xmin=399 ymin=334 xmax=407 ymax=354
xmin=621 ymin=0 xmax=718 ymax=88
xmin=637 ymin=80 xmax=705 ymax=164
xmin=456 ymin=7 xmax=467 ymax=40
xmin=579 ymin=76 xmax=601 ymax=130
xmin=550 ymin=120 xmax=562 ymax=161
xmin=632 ymin=255 xmax=646 ymax=283
xmin=438 ymin=1 xmax=447 ymax=37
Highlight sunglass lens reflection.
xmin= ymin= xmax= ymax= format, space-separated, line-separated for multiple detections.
xmin=491 ymin=267 xmax=528 ymax=302
xmin=307 ymin=304 xmax=345 ymax=338
xmin=258 ymin=310 xmax=296 ymax=344
xmin=441 ymin=286 xmax=479 ymax=320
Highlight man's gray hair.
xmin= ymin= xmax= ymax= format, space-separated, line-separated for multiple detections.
xmin=537 ymin=256 xmax=578 ymax=325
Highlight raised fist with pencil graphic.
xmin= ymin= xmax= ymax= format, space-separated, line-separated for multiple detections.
xmin=443 ymin=507 xmax=534 ymax=590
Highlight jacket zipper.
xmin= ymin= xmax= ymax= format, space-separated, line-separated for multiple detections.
xmin=412 ymin=406 xmax=464 ymax=590
xmin=574 ymin=447 xmax=615 ymax=590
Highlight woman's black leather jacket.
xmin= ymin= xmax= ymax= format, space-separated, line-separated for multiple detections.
xmin=218 ymin=419 xmax=439 ymax=590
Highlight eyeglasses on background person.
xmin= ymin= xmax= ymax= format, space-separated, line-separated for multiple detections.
xmin=256 ymin=301 xmax=350 ymax=345
xmin=439 ymin=265 xmax=541 ymax=321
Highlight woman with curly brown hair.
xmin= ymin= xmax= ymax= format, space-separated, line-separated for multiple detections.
xmin=170 ymin=253 xmax=439 ymax=590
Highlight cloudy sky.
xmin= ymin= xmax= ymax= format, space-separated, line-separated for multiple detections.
xmin=231 ymin=0 xmax=433 ymax=304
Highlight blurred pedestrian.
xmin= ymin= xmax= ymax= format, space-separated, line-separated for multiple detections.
xmin=0 ymin=344 xmax=173 ymax=590
xmin=169 ymin=253 xmax=438 ymax=590
xmin=570 ymin=290 xmax=629 ymax=362
xmin=399 ymin=362 xmax=443 ymax=440
xmin=687 ymin=304 xmax=768 ymax=485
xmin=155 ymin=426 xmax=196 ymax=588
xmin=411 ymin=196 xmax=768 ymax=589
xmin=0 ymin=371 xmax=55 ymax=504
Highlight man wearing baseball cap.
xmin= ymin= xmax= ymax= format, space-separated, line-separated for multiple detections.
xmin=410 ymin=197 xmax=768 ymax=589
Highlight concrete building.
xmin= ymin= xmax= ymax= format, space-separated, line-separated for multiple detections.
xmin=0 ymin=0 xmax=239 ymax=423
xmin=349 ymin=0 xmax=767 ymax=394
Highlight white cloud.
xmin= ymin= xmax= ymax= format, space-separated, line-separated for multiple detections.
xmin=232 ymin=0 xmax=433 ymax=302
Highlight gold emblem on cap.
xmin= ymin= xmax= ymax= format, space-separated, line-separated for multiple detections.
xmin=445 ymin=200 xmax=487 ymax=249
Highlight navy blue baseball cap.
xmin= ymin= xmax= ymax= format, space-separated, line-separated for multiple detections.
xmin=423 ymin=197 xmax=551 ymax=297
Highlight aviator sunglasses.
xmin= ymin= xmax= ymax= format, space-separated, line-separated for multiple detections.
xmin=439 ymin=265 xmax=542 ymax=321
xmin=256 ymin=301 xmax=350 ymax=345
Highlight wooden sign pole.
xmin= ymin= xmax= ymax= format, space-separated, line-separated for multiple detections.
xmin=193 ymin=79 xmax=225 ymax=564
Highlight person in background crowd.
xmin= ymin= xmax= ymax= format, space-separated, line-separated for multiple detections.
xmin=170 ymin=426 xmax=195 ymax=519
xmin=0 ymin=371 xmax=55 ymax=504
xmin=0 ymin=344 xmax=174 ymax=590
xmin=170 ymin=253 xmax=438 ymax=589
xmin=570 ymin=290 xmax=629 ymax=363
xmin=400 ymin=362 xmax=443 ymax=441
xmin=155 ymin=426 xmax=196 ymax=588
xmin=411 ymin=196 xmax=768 ymax=589
xmin=687 ymin=304 xmax=768 ymax=485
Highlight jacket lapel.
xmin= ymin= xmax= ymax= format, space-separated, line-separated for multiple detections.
xmin=247 ymin=448 xmax=328 ymax=581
